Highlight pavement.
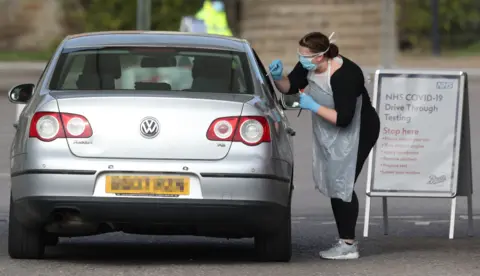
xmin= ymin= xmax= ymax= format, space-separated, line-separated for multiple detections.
xmin=0 ymin=66 xmax=479 ymax=275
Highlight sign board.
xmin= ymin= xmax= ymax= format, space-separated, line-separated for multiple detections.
xmin=363 ymin=69 xmax=473 ymax=239
xmin=366 ymin=70 xmax=468 ymax=198
xmin=179 ymin=16 xmax=207 ymax=33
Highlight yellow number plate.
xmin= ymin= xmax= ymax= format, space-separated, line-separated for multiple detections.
xmin=105 ymin=175 xmax=190 ymax=195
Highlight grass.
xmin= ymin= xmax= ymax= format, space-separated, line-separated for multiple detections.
xmin=0 ymin=50 xmax=52 ymax=61
xmin=446 ymin=42 xmax=480 ymax=57
xmin=400 ymin=42 xmax=480 ymax=58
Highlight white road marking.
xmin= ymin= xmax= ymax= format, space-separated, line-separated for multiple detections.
xmin=459 ymin=215 xmax=480 ymax=220
xmin=411 ymin=220 xmax=452 ymax=225
xmin=414 ymin=221 xmax=431 ymax=226
xmin=292 ymin=215 xmax=476 ymax=226
xmin=294 ymin=215 xmax=480 ymax=221
xmin=292 ymin=215 xmax=425 ymax=220
xmin=319 ymin=221 xmax=336 ymax=225
xmin=317 ymin=221 xmax=380 ymax=226
xmin=357 ymin=222 xmax=380 ymax=225
xmin=370 ymin=215 xmax=424 ymax=219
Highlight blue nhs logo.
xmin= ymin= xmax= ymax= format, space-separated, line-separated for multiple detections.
xmin=436 ymin=81 xmax=454 ymax=89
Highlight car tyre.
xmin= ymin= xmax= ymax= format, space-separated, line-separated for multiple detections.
xmin=254 ymin=207 xmax=292 ymax=262
xmin=45 ymin=234 xmax=59 ymax=246
xmin=8 ymin=198 xmax=46 ymax=259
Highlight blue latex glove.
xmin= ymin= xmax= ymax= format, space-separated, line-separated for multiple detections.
xmin=268 ymin=59 xmax=283 ymax=81
xmin=299 ymin=93 xmax=321 ymax=113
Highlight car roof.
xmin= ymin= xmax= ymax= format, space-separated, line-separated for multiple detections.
xmin=63 ymin=31 xmax=249 ymax=52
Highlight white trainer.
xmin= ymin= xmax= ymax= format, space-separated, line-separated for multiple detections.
xmin=319 ymin=239 xmax=360 ymax=260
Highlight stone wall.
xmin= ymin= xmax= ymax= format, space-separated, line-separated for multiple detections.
xmin=9 ymin=0 xmax=388 ymax=64
xmin=0 ymin=0 xmax=63 ymax=51
xmin=15 ymin=0 xmax=62 ymax=50
xmin=240 ymin=0 xmax=384 ymax=68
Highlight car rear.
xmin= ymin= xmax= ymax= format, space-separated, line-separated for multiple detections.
xmin=9 ymin=39 xmax=292 ymax=262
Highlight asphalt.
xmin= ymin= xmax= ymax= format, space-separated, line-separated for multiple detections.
xmin=0 ymin=68 xmax=479 ymax=275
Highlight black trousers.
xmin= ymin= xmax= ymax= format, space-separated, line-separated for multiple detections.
xmin=331 ymin=106 xmax=380 ymax=240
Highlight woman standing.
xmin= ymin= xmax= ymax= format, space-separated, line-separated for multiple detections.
xmin=269 ymin=31 xmax=380 ymax=260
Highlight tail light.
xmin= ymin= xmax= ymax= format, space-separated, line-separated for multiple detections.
xmin=206 ymin=116 xmax=271 ymax=146
xmin=29 ymin=112 xmax=93 ymax=142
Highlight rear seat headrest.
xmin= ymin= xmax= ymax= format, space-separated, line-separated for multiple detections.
xmin=82 ymin=54 xmax=122 ymax=79
xmin=135 ymin=82 xmax=172 ymax=91
xmin=141 ymin=56 xmax=177 ymax=68
xmin=76 ymin=74 xmax=115 ymax=90
xmin=192 ymin=56 xmax=232 ymax=79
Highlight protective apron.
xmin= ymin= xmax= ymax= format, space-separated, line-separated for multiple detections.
xmin=304 ymin=59 xmax=362 ymax=202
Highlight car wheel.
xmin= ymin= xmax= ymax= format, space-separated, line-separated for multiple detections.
xmin=8 ymin=198 xmax=46 ymax=259
xmin=254 ymin=207 xmax=292 ymax=262
xmin=45 ymin=234 xmax=59 ymax=246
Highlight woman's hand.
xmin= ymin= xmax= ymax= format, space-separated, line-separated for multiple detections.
xmin=299 ymin=93 xmax=321 ymax=113
xmin=268 ymin=59 xmax=284 ymax=81
xmin=268 ymin=59 xmax=291 ymax=93
xmin=300 ymin=93 xmax=338 ymax=124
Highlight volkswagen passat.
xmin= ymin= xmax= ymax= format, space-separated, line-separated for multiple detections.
xmin=7 ymin=31 xmax=296 ymax=261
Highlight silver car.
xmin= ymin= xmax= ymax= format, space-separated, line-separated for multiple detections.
xmin=7 ymin=31 xmax=296 ymax=262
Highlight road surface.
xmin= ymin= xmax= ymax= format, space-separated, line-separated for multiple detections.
xmin=0 ymin=70 xmax=478 ymax=275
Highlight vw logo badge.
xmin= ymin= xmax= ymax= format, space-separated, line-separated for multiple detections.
xmin=140 ymin=117 xmax=160 ymax=138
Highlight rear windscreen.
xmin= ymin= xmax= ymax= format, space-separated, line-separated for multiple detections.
xmin=48 ymin=47 xmax=254 ymax=94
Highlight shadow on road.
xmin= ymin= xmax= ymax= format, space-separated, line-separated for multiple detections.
xmin=1 ymin=226 xmax=479 ymax=266
xmin=46 ymin=238 xmax=286 ymax=264
xmin=32 ymin=233 xmax=480 ymax=265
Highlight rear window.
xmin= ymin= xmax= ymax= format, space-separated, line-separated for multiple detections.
xmin=48 ymin=47 xmax=254 ymax=94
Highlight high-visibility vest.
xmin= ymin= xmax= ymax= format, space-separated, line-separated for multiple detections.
xmin=195 ymin=0 xmax=210 ymax=21
xmin=195 ymin=0 xmax=233 ymax=36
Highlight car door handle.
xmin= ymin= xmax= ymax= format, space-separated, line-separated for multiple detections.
xmin=285 ymin=126 xmax=296 ymax=136
xmin=13 ymin=122 xmax=18 ymax=129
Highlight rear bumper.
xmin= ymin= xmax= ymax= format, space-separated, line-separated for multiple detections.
xmin=10 ymin=152 xmax=293 ymax=237
xmin=11 ymin=153 xmax=293 ymax=207
xmin=12 ymin=196 xmax=288 ymax=235
xmin=11 ymin=172 xmax=291 ymax=205
xmin=10 ymin=169 xmax=292 ymax=236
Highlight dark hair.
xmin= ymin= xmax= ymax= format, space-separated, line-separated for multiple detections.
xmin=299 ymin=32 xmax=339 ymax=58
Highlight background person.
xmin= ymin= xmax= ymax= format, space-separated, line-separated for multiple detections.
xmin=268 ymin=31 xmax=380 ymax=260
xmin=194 ymin=0 xmax=233 ymax=36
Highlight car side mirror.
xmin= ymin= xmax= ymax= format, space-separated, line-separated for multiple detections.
xmin=8 ymin=83 xmax=34 ymax=104
xmin=280 ymin=93 xmax=301 ymax=110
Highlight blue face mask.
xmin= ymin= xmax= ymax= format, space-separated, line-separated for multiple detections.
xmin=298 ymin=55 xmax=317 ymax=71
xmin=212 ymin=1 xmax=225 ymax=12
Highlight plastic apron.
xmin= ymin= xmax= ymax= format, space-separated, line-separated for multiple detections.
xmin=304 ymin=59 xmax=362 ymax=202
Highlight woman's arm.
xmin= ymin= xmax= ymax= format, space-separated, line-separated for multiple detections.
xmin=314 ymin=106 xmax=338 ymax=124
xmin=329 ymin=71 xmax=363 ymax=127
xmin=273 ymin=77 xmax=291 ymax=94
xmin=274 ymin=62 xmax=308 ymax=94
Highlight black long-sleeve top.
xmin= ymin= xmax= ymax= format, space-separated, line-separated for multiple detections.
xmin=286 ymin=55 xmax=381 ymax=177
xmin=286 ymin=55 xmax=374 ymax=127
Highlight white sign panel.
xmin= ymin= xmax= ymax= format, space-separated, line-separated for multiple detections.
xmin=179 ymin=16 xmax=206 ymax=33
xmin=368 ymin=71 xmax=465 ymax=197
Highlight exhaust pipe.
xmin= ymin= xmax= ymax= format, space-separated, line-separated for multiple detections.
xmin=51 ymin=210 xmax=82 ymax=225
xmin=45 ymin=210 xmax=98 ymax=235
xmin=53 ymin=212 xmax=65 ymax=222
